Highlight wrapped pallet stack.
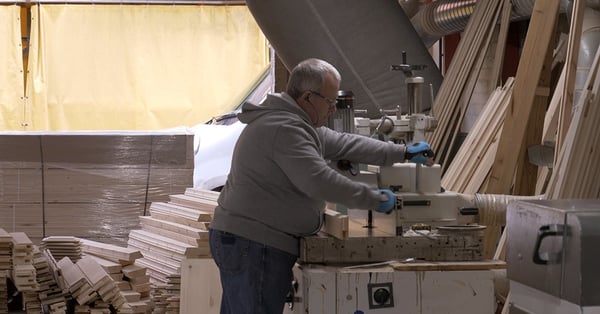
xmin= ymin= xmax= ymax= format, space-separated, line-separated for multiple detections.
xmin=0 ymin=131 xmax=194 ymax=245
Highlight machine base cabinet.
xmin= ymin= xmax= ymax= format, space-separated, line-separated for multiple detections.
xmin=285 ymin=264 xmax=495 ymax=314
xmin=507 ymin=281 xmax=600 ymax=314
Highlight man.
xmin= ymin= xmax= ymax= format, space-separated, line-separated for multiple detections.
xmin=209 ymin=58 xmax=434 ymax=314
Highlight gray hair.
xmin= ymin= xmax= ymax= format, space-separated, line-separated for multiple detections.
xmin=286 ymin=58 xmax=341 ymax=99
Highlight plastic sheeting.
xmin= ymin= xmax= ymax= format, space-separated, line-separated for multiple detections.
xmin=0 ymin=130 xmax=194 ymax=245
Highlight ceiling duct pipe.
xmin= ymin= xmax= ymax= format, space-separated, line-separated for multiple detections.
xmin=411 ymin=0 xmax=571 ymax=48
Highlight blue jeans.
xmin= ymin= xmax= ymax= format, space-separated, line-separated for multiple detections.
xmin=209 ymin=229 xmax=298 ymax=314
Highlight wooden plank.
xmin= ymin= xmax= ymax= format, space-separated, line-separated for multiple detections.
xmin=149 ymin=202 xmax=212 ymax=222
xmin=169 ymin=194 xmax=217 ymax=213
xmin=556 ymin=0 xmax=585 ymax=154
xmin=139 ymin=215 xmax=207 ymax=236
xmin=546 ymin=47 xmax=600 ymax=199
xmin=80 ymin=239 xmax=143 ymax=262
xmin=146 ymin=211 xmax=210 ymax=230
xmin=427 ymin=0 xmax=504 ymax=165
xmin=485 ymin=0 xmax=560 ymax=195
xmin=56 ymin=256 xmax=86 ymax=293
xmin=489 ymin=0 xmax=513 ymax=89
xmin=322 ymin=209 xmax=349 ymax=239
xmin=390 ymin=259 xmax=506 ymax=271
xmin=513 ymin=20 xmax=556 ymax=196
xmin=140 ymin=224 xmax=206 ymax=247
xmin=128 ymin=229 xmax=207 ymax=258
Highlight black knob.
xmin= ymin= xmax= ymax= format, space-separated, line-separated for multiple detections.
xmin=373 ymin=288 xmax=390 ymax=304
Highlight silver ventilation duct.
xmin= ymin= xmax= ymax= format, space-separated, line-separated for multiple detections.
xmin=411 ymin=0 xmax=571 ymax=48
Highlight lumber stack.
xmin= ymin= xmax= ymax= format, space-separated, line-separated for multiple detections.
xmin=10 ymin=232 xmax=37 ymax=294
xmin=0 ymin=270 xmax=6 ymax=314
xmin=127 ymin=187 xmax=218 ymax=314
xmin=10 ymin=232 xmax=46 ymax=313
xmin=0 ymin=131 xmax=194 ymax=245
xmin=441 ymin=78 xmax=514 ymax=193
xmin=80 ymin=238 xmax=151 ymax=313
xmin=426 ymin=0 xmax=505 ymax=170
xmin=546 ymin=47 xmax=600 ymax=198
xmin=42 ymin=236 xmax=83 ymax=262
xmin=0 ymin=229 xmax=11 ymax=314
xmin=34 ymin=247 xmax=67 ymax=313
xmin=55 ymin=256 xmax=99 ymax=305
xmin=0 ymin=229 xmax=11 ymax=272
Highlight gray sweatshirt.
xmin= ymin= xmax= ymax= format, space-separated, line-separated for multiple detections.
xmin=209 ymin=93 xmax=407 ymax=255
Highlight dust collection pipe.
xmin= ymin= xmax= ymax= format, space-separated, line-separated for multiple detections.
xmin=410 ymin=0 xmax=572 ymax=47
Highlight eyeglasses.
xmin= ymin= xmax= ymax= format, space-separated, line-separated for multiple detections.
xmin=310 ymin=90 xmax=337 ymax=108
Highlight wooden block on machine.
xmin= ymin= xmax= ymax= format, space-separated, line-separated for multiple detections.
xmin=323 ymin=209 xmax=349 ymax=239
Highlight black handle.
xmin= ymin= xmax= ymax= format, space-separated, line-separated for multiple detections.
xmin=532 ymin=224 xmax=565 ymax=265
xmin=459 ymin=207 xmax=479 ymax=216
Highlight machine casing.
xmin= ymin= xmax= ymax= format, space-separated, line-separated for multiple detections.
xmin=506 ymin=199 xmax=600 ymax=312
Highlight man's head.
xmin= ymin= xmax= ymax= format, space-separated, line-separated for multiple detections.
xmin=287 ymin=58 xmax=341 ymax=127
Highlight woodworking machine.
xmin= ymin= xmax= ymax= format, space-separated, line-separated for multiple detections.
xmin=303 ymin=86 xmax=483 ymax=264
xmin=287 ymin=65 xmax=492 ymax=314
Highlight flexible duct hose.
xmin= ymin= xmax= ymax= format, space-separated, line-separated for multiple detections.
xmin=411 ymin=0 xmax=570 ymax=47
xmin=472 ymin=193 xmax=544 ymax=226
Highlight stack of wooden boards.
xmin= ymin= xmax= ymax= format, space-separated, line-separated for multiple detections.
xmin=0 ymin=229 xmax=10 ymax=314
xmin=127 ymin=187 xmax=218 ymax=314
xmin=0 ymin=230 xmax=159 ymax=313
xmin=0 ymin=131 xmax=194 ymax=245
xmin=0 ymin=186 xmax=219 ymax=314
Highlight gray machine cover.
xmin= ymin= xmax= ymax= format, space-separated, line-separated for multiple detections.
xmin=245 ymin=0 xmax=443 ymax=118
xmin=506 ymin=199 xmax=600 ymax=306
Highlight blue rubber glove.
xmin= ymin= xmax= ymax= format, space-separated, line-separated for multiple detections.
xmin=376 ymin=189 xmax=396 ymax=214
xmin=405 ymin=141 xmax=435 ymax=165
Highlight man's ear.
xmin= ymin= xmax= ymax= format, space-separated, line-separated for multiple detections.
xmin=301 ymin=90 xmax=311 ymax=101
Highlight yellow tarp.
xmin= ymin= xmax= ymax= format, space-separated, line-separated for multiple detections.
xmin=0 ymin=5 xmax=25 ymax=130
xmin=25 ymin=4 xmax=269 ymax=131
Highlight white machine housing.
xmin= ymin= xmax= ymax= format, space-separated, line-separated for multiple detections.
xmin=368 ymin=162 xmax=476 ymax=233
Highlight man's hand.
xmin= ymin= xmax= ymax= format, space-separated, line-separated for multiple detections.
xmin=405 ymin=142 xmax=435 ymax=166
xmin=376 ymin=189 xmax=396 ymax=214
